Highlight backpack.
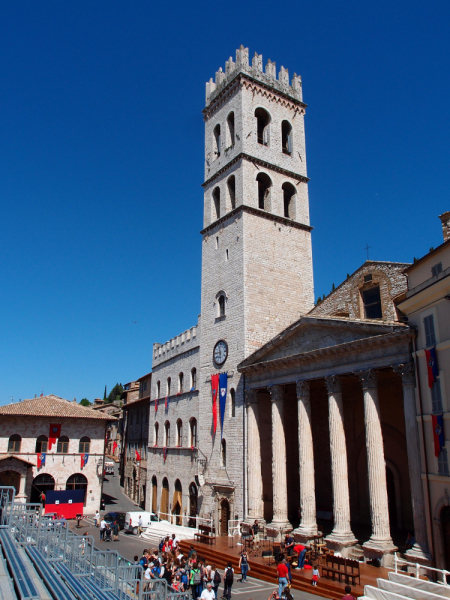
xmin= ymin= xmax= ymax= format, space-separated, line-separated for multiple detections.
xmin=213 ymin=571 xmax=221 ymax=585
xmin=159 ymin=538 xmax=165 ymax=552
xmin=225 ymin=568 xmax=233 ymax=583
xmin=193 ymin=569 xmax=201 ymax=584
xmin=181 ymin=572 xmax=188 ymax=585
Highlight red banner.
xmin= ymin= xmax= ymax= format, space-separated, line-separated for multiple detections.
xmin=135 ymin=449 xmax=141 ymax=461
xmin=48 ymin=424 xmax=61 ymax=450
xmin=211 ymin=374 xmax=219 ymax=434
xmin=112 ymin=441 xmax=118 ymax=453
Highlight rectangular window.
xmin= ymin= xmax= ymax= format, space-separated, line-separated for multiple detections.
xmin=362 ymin=286 xmax=382 ymax=319
xmin=431 ymin=378 xmax=443 ymax=413
xmin=424 ymin=314 xmax=436 ymax=347
xmin=432 ymin=262 xmax=443 ymax=277
xmin=438 ymin=447 xmax=449 ymax=476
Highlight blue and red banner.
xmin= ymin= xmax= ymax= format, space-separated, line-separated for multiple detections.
xmin=425 ymin=347 xmax=439 ymax=388
xmin=48 ymin=424 xmax=61 ymax=450
xmin=432 ymin=414 xmax=445 ymax=457
xmin=81 ymin=453 xmax=89 ymax=468
xmin=163 ymin=447 xmax=167 ymax=462
xmin=155 ymin=397 xmax=158 ymax=413
xmin=219 ymin=372 xmax=228 ymax=440
xmin=37 ymin=453 xmax=46 ymax=468
xmin=45 ymin=489 xmax=84 ymax=519
xmin=211 ymin=374 xmax=219 ymax=435
xmin=165 ymin=396 xmax=169 ymax=410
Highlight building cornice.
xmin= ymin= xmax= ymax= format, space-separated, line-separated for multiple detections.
xmin=202 ymin=152 xmax=309 ymax=188
xmin=200 ymin=204 xmax=312 ymax=236
xmin=237 ymin=330 xmax=414 ymax=375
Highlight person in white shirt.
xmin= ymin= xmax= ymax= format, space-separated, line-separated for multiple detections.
xmin=100 ymin=519 xmax=107 ymax=541
xmin=94 ymin=511 xmax=100 ymax=527
xmin=200 ymin=582 xmax=215 ymax=600
xmin=138 ymin=515 xmax=143 ymax=535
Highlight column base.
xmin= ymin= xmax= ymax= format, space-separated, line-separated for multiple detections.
xmin=363 ymin=539 xmax=398 ymax=567
xmin=15 ymin=494 xmax=27 ymax=504
xmin=266 ymin=521 xmax=292 ymax=541
xmin=293 ymin=524 xmax=318 ymax=544
xmin=405 ymin=544 xmax=433 ymax=563
xmin=325 ymin=532 xmax=358 ymax=556
xmin=244 ymin=516 xmax=266 ymax=526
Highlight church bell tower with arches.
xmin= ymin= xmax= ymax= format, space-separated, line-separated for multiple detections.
xmin=198 ymin=46 xmax=314 ymax=525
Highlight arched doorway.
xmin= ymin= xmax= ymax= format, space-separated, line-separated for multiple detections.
xmin=173 ymin=480 xmax=182 ymax=525
xmin=441 ymin=506 xmax=450 ymax=570
xmin=66 ymin=474 xmax=88 ymax=506
xmin=161 ymin=478 xmax=169 ymax=517
xmin=152 ymin=476 xmax=158 ymax=513
xmin=0 ymin=471 xmax=20 ymax=496
xmin=31 ymin=474 xmax=55 ymax=504
xmin=189 ymin=482 xmax=198 ymax=528
xmin=220 ymin=499 xmax=230 ymax=536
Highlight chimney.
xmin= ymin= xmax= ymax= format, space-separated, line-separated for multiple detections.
xmin=439 ymin=211 xmax=450 ymax=242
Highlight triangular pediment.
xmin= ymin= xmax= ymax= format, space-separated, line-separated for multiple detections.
xmin=239 ymin=316 xmax=407 ymax=368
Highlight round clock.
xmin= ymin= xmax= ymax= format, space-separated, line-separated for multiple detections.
xmin=213 ymin=340 xmax=228 ymax=366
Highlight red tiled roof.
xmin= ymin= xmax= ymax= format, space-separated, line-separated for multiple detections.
xmin=0 ymin=395 xmax=116 ymax=420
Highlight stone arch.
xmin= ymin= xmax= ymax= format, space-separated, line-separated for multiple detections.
xmin=173 ymin=479 xmax=182 ymax=525
xmin=31 ymin=473 xmax=55 ymax=504
xmin=161 ymin=477 xmax=169 ymax=516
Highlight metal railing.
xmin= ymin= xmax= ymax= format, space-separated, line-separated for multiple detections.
xmin=156 ymin=511 xmax=211 ymax=530
xmin=0 ymin=486 xmax=189 ymax=600
xmin=394 ymin=552 xmax=450 ymax=585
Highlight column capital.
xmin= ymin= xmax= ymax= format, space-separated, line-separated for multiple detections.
xmin=245 ymin=389 xmax=259 ymax=405
xmin=268 ymin=384 xmax=284 ymax=403
xmin=325 ymin=375 xmax=342 ymax=395
xmin=392 ymin=363 xmax=416 ymax=386
xmin=356 ymin=369 xmax=378 ymax=390
xmin=296 ymin=380 xmax=310 ymax=400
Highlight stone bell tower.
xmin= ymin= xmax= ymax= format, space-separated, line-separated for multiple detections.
xmin=197 ymin=46 xmax=314 ymax=526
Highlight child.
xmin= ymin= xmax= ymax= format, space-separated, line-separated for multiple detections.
xmin=311 ymin=565 xmax=319 ymax=586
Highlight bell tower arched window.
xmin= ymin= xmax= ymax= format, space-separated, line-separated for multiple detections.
xmin=227 ymin=112 xmax=235 ymax=146
xmin=167 ymin=377 xmax=171 ymax=397
xmin=256 ymin=173 xmax=272 ymax=210
xmin=179 ymin=372 xmax=184 ymax=394
xmin=227 ymin=176 xmax=236 ymax=210
xmin=221 ymin=439 xmax=227 ymax=467
xmin=191 ymin=368 xmax=197 ymax=391
xmin=213 ymin=124 xmax=221 ymax=158
xmin=282 ymin=120 xmax=292 ymax=155
xmin=255 ymin=108 xmax=270 ymax=145
xmin=213 ymin=187 xmax=221 ymax=220
xmin=282 ymin=182 xmax=296 ymax=219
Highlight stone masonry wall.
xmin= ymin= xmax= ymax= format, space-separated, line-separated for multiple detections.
xmin=0 ymin=416 xmax=106 ymax=512
xmin=310 ymin=261 xmax=409 ymax=322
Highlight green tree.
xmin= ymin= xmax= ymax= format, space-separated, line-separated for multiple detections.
xmin=106 ymin=383 xmax=123 ymax=404
xmin=103 ymin=385 xmax=107 ymax=401
xmin=80 ymin=398 xmax=91 ymax=406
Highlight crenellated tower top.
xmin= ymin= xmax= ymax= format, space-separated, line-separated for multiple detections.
xmin=205 ymin=45 xmax=303 ymax=107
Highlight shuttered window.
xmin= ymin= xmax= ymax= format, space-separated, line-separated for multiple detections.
xmin=431 ymin=378 xmax=443 ymax=413
xmin=438 ymin=448 xmax=449 ymax=476
xmin=424 ymin=314 xmax=436 ymax=347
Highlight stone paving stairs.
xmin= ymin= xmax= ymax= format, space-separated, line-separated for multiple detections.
xmin=361 ymin=571 xmax=450 ymax=599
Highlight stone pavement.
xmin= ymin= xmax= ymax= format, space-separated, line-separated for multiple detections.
xmin=102 ymin=462 xmax=144 ymax=513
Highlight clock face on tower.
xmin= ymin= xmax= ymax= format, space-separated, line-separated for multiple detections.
xmin=213 ymin=340 xmax=228 ymax=366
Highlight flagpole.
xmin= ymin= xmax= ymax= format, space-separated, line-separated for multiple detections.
xmin=137 ymin=444 xmax=141 ymax=508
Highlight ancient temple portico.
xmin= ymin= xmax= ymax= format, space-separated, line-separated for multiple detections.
xmin=238 ymin=315 xmax=431 ymax=565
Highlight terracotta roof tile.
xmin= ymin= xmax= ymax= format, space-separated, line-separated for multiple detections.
xmin=0 ymin=395 xmax=116 ymax=420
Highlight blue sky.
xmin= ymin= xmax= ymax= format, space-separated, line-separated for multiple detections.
xmin=0 ymin=1 xmax=448 ymax=405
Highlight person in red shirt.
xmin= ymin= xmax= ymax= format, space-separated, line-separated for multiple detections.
xmin=276 ymin=561 xmax=289 ymax=598
xmin=342 ymin=586 xmax=356 ymax=600
xmin=293 ymin=544 xmax=307 ymax=569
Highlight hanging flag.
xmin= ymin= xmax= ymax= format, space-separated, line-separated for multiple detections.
xmin=155 ymin=397 xmax=158 ymax=413
xmin=48 ymin=424 xmax=61 ymax=450
xmin=432 ymin=414 xmax=445 ymax=457
xmin=211 ymin=374 xmax=219 ymax=434
xmin=112 ymin=440 xmax=118 ymax=454
xmin=425 ymin=347 xmax=439 ymax=388
xmin=37 ymin=453 xmax=46 ymax=468
xmin=81 ymin=453 xmax=89 ymax=468
xmin=165 ymin=396 xmax=169 ymax=410
xmin=163 ymin=447 xmax=167 ymax=462
xmin=135 ymin=449 xmax=141 ymax=461
xmin=219 ymin=372 xmax=228 ymax=440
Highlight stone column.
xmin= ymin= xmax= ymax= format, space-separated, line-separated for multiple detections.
xmin=325 ymin=375 xmax=357 ymax=549
xmin=267 ymin=385 xmax=290 ymax=530
xmin=246 ymin=389 xmax=264 ymax=523
xmin=16 ymin=472 xmax=27 ymax=503
xmin=393 ymin=363 xmax=432 ymax=561
xmin=357 ymin=369 xmax=396 ymax=557
xmin=294 ymin=380 xmax=317 ymax=539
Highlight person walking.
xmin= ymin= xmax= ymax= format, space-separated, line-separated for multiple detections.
xmin=238 ymin=550 xmax=249 ymax=582
xmin=138 ymin=515 xmax=143 ymax=536
xmin=222 ymin=562 xmax=234 ymax=600
xmin=112 ymin=520 xmax=119 ymax=542
xmin=210 ymin=565 xmax=220 ymax=599
xmin=94 ymin=510 xmax=100 ymax=527
xmin=276 ymin=560 xmax=289 ymax=599
xmin=190 ymin=563 xmax=202 ymax=600
xmin=99 ymin=517 xmax=106 ymax=541
xmin=201 ymin=582 xmax=215 ymax=600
